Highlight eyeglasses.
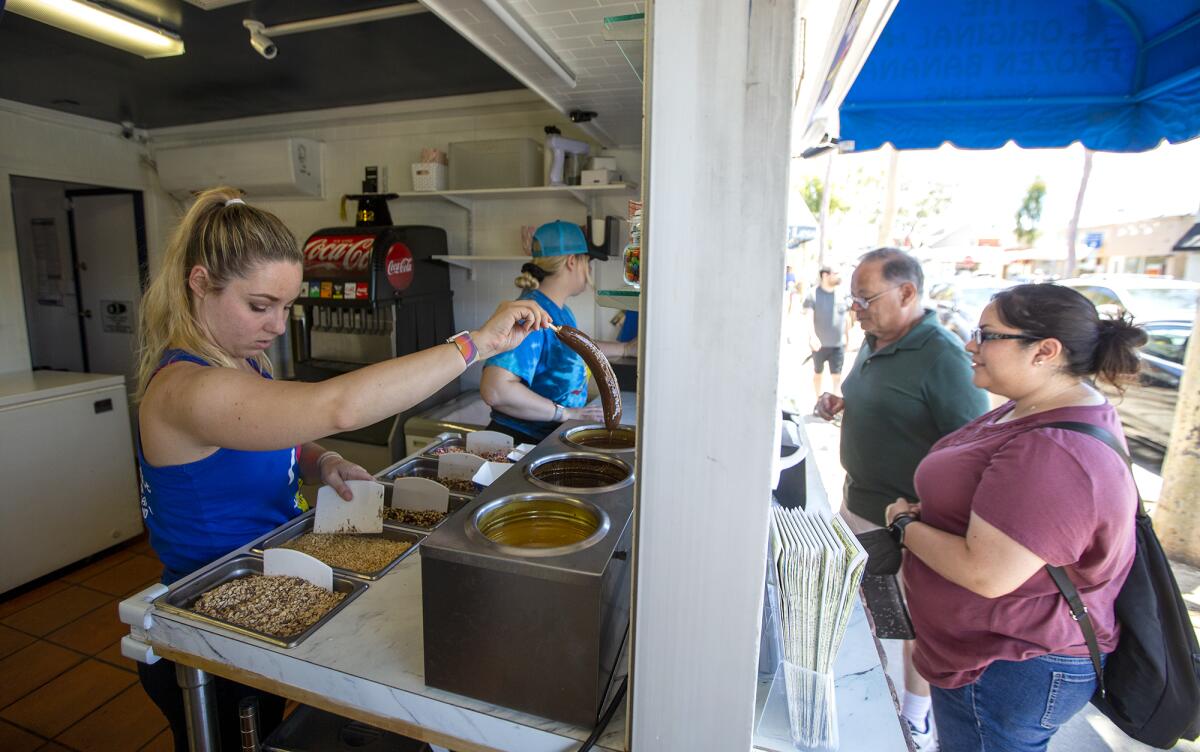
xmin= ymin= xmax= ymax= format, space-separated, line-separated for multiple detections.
xmin=846 ymin=286 xmax=900 ymax=310
xmin=970 ymin=328 xmax=1041 ymax=346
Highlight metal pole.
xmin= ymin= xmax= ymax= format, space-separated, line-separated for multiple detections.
xmin=176 ymin=663 xmax=220 ymax=752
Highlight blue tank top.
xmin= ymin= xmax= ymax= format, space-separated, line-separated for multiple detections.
xmin=485 ymin=289 xmax=588 ymax=441
xmin=137 ymin=350 xmax=306 ymax=583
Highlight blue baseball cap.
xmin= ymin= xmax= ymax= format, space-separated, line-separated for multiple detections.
xmin=532 ymin=220 xmax=588 ymax=258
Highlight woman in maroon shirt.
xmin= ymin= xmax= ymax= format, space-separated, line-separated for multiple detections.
xmin=884 ymin=284 xmax=1144 ymax=752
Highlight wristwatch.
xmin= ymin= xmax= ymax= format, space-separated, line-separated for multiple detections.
xmin=552 ymin=403 xmax=566 ymax=422
xmin=889 ymin=513 xmax=918 ymax=547
xmin=446 ymin=330 xmax=478 ymax=367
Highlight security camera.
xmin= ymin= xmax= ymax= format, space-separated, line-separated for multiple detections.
xmin=242 ymin=20 xmax=277 ymax=60
xmin=120 ymin=120 xmax=136 ymax=140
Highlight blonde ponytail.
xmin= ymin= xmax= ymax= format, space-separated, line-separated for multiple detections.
xmin=135 ymin=187 xmax=301 ymax=400
xmin=514 ymin=255 xmax=571 ymax=290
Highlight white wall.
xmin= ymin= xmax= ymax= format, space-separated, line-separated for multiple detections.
xmin=0 ymin=99 xmax=175 ymax=375
xmin=149 ymin=91 xmax=641 ymax=389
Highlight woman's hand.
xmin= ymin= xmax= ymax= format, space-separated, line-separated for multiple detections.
xmin=885 ymin=497 xmax=921 ymax=526
xmin=565 ymin=404 xmax=605 ymax=422
xmin=472 ymin=300 xmax=553 ymax=359
xmin=319 ymin=452 xmax=374 ymax=501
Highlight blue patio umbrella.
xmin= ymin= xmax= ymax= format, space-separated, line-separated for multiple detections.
xmin=840 ymin=0 xmax=1200 ymax=153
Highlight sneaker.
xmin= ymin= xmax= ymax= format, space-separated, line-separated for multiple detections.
xmin=905 ymin=713 xmax=938 ymax=751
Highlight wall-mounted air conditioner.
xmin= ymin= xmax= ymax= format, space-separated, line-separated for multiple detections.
xmin=155 ymin=138 xmax=323 ymax=198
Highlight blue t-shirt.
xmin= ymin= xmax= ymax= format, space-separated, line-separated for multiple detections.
xmin=486 ymin=289 xmax=588 ymax=441
xmin=137 ymin=350 xmax=306 ymax=583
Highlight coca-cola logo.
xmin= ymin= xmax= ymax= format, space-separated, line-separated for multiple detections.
xmin=385 ymin=243 xmax=415 ymax=291
xmin=303 ymin=234 xmax=375 ymax=274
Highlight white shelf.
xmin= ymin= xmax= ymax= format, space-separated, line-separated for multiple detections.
xmin=392 ymin=183 xmax=638 ymax=209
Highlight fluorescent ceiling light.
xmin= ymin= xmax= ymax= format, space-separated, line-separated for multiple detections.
xmin=8 ymin=0 xmax=186 ymax=58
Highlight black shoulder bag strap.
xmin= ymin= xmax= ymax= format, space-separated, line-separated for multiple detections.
xmin=1039 ymin=420 xmax=1139 ymax=700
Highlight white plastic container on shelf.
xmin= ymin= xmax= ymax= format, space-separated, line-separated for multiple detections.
xmin=411 ymin=163 xmax=448 ymax=192
xmin=448 ymin=138 xmax=543 ymax=189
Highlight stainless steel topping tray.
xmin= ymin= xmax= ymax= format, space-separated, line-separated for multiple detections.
xmin=154 ymin=554 xmax=368 ymax=649
xmin=251 ymin=517 xmax=421 ymax=580
xmin=419 ymin=434 xmax=466 ymax=457
xmin=383 ymin=495 xmax=469 ymax=533
xmin=380 ymin=456 xmax=480 ymax=497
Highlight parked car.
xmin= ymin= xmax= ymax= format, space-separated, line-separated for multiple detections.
xmin=1055 ymin=275 xmax=1200 ymax=322
xmin=927 ymin=276 xmax=1018 ymax=342
xmin=1104 ymin=320 xmax=1191 ymax=453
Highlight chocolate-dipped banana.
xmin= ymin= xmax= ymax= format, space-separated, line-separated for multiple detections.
xmin=554 ymin=325 xmax=623 ymax=430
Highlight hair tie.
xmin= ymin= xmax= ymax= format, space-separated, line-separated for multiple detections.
xmin=521 ymin=262 xmax=546 ymax=282
xmin=225 ymin=198 xmax=246 ymax=207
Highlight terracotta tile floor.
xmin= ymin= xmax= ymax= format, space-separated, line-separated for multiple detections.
xmin=0 ymin=536 xmax=171 ymax=751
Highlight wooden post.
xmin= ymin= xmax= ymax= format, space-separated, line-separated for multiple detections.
xmin=818 ymin=150 xmax=834 ymax=265
xmin=1154 ymin=314 xmax=1200 ymax=567
xmin=630 ymin=0 xmax=796 ymax=749
xmin=877 ymin=145 xmax=899 ymax=248
xmin=1065 ymin=148 xmax=1093 ymax=276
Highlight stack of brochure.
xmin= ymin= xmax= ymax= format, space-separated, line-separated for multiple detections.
xmin=768 ymin=507 xmax=867 ymax=748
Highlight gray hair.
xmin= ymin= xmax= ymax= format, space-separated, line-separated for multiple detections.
xmin=857 ymin=247 xmax=924 ymax=295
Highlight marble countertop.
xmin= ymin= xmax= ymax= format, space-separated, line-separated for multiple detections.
xmin=138 ymin=413 xmax=901 ymax=752
xmin=145 ymin=546 xmax=623 ymax=752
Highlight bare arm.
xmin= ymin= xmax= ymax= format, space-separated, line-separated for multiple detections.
xmin=886 ymin=501 xmax=1046 ymax=598
xmin=480 ymin=366 xmax=602 ymax=422
xmin=144 ymin=300 xmax=552 ymax=457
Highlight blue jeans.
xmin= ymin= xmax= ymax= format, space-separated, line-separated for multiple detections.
xmin=931 ymin=653 xmax=1104 ymax=752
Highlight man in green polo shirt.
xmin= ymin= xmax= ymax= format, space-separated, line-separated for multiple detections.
xmin=815 ymin=248 xmax=988 ymax=528
xmin=814 ymin=247 xmax=988 ymax=750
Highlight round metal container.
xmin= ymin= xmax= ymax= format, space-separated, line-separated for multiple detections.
xmin=525 ymin=452 xmax=633 ymax=493
xmin=471 ymin=493 xmax=610 ymax=557
xmin=560 ymin=424 xmax=636 ymax=454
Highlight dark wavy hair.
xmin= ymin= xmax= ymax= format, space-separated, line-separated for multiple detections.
xmin=990 ymin=284 xmax=1148 ymax=392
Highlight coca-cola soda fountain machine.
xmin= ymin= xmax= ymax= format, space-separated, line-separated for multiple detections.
xmin=292 ymin=204 xmax=457 ymax=458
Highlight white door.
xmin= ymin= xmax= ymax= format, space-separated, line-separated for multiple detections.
xmin=71 ymin=193 xmax=142 ymax=394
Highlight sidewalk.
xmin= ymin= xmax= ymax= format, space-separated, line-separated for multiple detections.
xmin=781 ymin=335 xmax=1200 ymax=752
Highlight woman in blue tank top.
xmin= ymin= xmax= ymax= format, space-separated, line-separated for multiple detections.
xmin=134 ymin=187 xmax=552 ymax=750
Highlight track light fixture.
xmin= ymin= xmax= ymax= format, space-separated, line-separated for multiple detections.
xmin=243 ymin=3 xmax=428 ymax=60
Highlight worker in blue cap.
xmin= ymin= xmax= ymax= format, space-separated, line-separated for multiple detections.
xmin=481 ymin=220 xmax=636 ymax=443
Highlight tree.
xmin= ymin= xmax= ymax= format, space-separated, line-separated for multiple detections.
xmin=1015 ymin=178 xmax=1047 ymax=247
xmin=894 ymin=182 xmax=951 ymax=247
xmin=803 ymin=172 xmax=849 ymax=265
xmin=800 ymin=176 xmax=848 ymax=218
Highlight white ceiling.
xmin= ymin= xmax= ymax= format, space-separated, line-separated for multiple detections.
xmin=422 ymin=0 xmax=645 ymax=147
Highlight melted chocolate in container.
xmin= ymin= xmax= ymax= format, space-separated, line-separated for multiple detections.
xmin=554 ymin=325 xmax=623 ymax=430
xmin=529 ymin=458 xmax=631 ymax=488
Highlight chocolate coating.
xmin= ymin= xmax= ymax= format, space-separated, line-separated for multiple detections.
xmin=555 ymin=325 xmax=623 ymax=430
